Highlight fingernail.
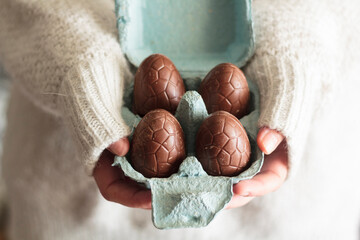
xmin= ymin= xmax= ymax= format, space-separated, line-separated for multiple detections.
xmin=262 ymin=132 xmax=280 ymax=154
xmin=240 ymin=192 xmax=250 ymax=197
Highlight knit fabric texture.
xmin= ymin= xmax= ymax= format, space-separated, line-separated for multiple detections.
xmin=0 ymin=0 xmax=134 ymax=174
xmin=0 ymin=0 xmax=359 ymax=176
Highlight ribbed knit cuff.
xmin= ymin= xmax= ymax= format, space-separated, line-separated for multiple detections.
xmin=244 ymin=53 xmax=321 ymax=178
xmin=59 ymin=55 xmax=132 ymax=175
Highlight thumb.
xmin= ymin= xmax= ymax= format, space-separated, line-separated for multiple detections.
xmin=257 ymin=127 xmax=284 ymax=155
xmin=108 ymin=138 xmax=130 ymax=156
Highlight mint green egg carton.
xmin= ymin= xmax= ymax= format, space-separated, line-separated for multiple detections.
xmin=115 ymin=0 xmax=255 ymax=80
xmin=114 ymin=78 xmax=263 ymax=229
xmin=114 ymin=0 xmax=263 ymax=229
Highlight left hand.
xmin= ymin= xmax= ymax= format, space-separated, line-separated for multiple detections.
xmin=226 ymin=127 xmax=288 ymax=209
xmin=93 ymin=138 xmax=152 ymax=209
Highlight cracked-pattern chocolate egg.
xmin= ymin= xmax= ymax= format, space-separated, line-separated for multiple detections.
xmin=199 ymin=63 xmax=250 ymax=119
xmin=133 ymin=54 xmax=186 ymax=116
xmin=131 ymin=109 xmax=186 ymax=178
xmin=196 ymin=111 xmax=251 ymax=176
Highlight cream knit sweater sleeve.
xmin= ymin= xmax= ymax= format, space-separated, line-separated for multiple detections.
xmin=0 ymin=0 xmax=133 ymax=173
xmin=0 ymin=0 xmax=358 ymax=176
xmin=244 ymin=0 xmax=359 ymax=176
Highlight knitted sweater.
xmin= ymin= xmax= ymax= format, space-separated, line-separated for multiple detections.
xmin=1 ymin=0 xmax=358 ymax=175
xmin=0 ymin=0 xmax=360 ymax=239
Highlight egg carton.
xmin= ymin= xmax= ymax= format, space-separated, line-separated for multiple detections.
xmin=113 ymin=77 xmax=264 ymax=229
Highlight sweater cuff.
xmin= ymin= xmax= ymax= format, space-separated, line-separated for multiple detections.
xmin=59 ymin=55 xmax=132 ymax=175
xmin=244 ymin=53 xmax=320 ymax=178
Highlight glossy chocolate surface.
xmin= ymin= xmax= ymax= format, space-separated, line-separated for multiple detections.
xmin=196 ymin=111 xmax=251 ymax=176
xmin=131 ymin=109 xmax=186 ymax=178
xmin=199 ymin=63 xmax=249 ymax=118
xmin=133 ymin=54 xmax=186 ymax=116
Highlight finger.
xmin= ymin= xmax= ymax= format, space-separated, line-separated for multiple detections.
xmin=257 ymin=127 xmax=285 ymax=155
xmin=105 ymin=178 xmax=152 ymax=209
xmin=225 ymin=196 xmax=254 ymax=209
xmin=93 ymin=150 xmax=124 ymax=186
xmin=93 ymin=150 xmax=151 ymax=209
xmin=233 ymin=141 xmax=288 ymax=197
xmin=108 ymin=138 xmax=130 ymax=156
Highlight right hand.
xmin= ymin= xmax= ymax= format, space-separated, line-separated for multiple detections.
xmin=93 ymin=138 xmax=152 ymax=209
xmin=227 ymin=127 xmax=288 ymax=209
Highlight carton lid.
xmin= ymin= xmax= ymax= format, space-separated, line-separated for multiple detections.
xmin=115 ymin=0 xmax=255 ymax=79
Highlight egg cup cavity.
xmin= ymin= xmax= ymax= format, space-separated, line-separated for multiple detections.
xmin=113 ymin=77 xmax=264 ymax=229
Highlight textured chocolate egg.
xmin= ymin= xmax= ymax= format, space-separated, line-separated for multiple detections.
xmin=196 ymin=111 xmax=251 ymax=176
xmin=199 ymin=63 xmax=250 ymax=119
xmin=133 ymin=54 xmax=186 ymax=116
xmin=131 ymin=109 xmax=186 ymax=178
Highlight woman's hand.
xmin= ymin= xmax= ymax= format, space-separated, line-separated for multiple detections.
xmin=226 ymin=127 xmax=288 ymax=209
xmin=93 ymin=138 xmax=152 ymax=209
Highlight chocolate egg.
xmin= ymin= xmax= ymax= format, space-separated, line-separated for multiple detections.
xmin=196 ymin=111 xmax=251 ymax=176
xmin=199 ymin=63 xmax=250 ymax=119
xmin=131 ymin=109 xmax=186 ymax=178
xmin=133 ymin=54 xmax=186 ymax=116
